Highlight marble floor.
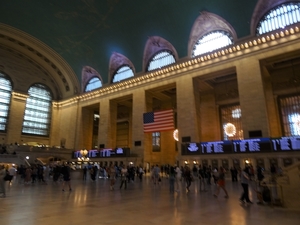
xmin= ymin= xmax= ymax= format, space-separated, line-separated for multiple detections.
xmin=1 ymin=176 xmax=299 ymax=225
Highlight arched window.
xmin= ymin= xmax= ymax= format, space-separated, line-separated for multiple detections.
xmin=257 ymin=2 xmax=300 ymax=35
xmin=0 ymin=73 xmax=12 ymax=131
xmin=112 ymin=65 xmax=134 ymax=83
xmin=22 ymin=84 xmax=52 ymax=136
xmin=192 ymin=31 xmax=233 ymax=57
xmin=220 ymin=104 xmax=243 ymax=140
xmin=147 ymin=50 xmax=176 ymax=72
xmin=85 ymin=77 xmax=102 ymax=92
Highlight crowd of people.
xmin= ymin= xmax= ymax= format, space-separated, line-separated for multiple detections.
xmin=0 ymin=162 xmax=275 ymax=205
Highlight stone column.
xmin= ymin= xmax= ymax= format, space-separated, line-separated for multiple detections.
xmin=98 ymin=99 xmax=115 ymax=149
xmin=132 ymin=89 xmax=146 ymax=158
xmin=236 ymin=57 xmax=270 ymax=138
xmin=6 ymin=94 xmax=27 ymax=144
xmin=176 ymin=77 xmax=200 ymax=143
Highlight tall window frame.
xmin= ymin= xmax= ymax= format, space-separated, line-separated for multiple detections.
xmin=256 ymin=2 xmax=300 ymax=35
xmin=192 ymin=31 xmax=233 ymax=57
xmin=279 ymin=95 xmax=300 ymax=136
xmin=0 ymin=73 xmax=12 ymax=132
xmin=220 ymin=104 xmax=243 ymax=140
xmin=152 ymin=132 xmax=161 ymax=152
xmin=22 ymin=84 xmax=52 ymax=136
xmin=147 ymin=50 xmax=176 ymax=72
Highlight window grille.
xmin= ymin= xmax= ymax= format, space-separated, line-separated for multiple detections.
xmin=257 ymin=3 xmax=300 ymax=35
xmin=85 ymin=77 xmax=102 ymax=92
xmin=279 ymin=95 xmax=300 ymax=136
xmin=152 ymin=132 xmax=161 ymax=152
xmin=112 ymin=65 xmax=134 ymax=83
xmin=192 ymin=31 xmax=233 ymax=57
xmin=220 ymin=105 xmax=243 ymax=140
xmin=147 ymin=51 xmax=175 ymax=72
xmin=0 ymin=73 xmax=12 ymax=131
xmin=22 ymin=84 xmax=52 ymax=136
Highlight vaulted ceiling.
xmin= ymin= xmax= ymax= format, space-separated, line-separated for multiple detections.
xmin=0 ymin=0 xmax=258 ymax=87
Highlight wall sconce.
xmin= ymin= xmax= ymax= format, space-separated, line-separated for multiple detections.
xmin=184 ymin=160 xmax=188 ymax=165
xmin=245 ymin=159 xmax=250 ymax=164
xmin=193 ymin=161 xmax=197 ymax=165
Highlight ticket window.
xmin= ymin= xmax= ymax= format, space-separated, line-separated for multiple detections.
xmin=233 ymin=159 xmax=240 ymax=169
xmin=211 ymin=159 xmax=218 ymax=170
xmin=283 ymin=158 xmax=293 ymax=167
xmin=222 ymin=159 xmax=229 ymax=171
xmin=256 ymin=158 xmax=265 ymax=169
xmin=202 ymin=160 xmax=208 ymax=167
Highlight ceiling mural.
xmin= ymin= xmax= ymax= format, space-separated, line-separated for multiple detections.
xmin=0 ymin=0 xmax=258 ymax=84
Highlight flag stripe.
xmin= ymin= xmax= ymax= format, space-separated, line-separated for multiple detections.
xmin=143 ymin=109 xmax=174 ymax=133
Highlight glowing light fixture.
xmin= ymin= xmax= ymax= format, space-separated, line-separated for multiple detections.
xmin=78 ymin=149 xmax=89 ymax=161
xmin=173 ymin=129 xmax=179 ymax=141
xmin=224 ymin=123 xmax=236 ymax=137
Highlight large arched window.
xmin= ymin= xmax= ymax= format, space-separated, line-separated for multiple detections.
xmin=192 ymin=31 xmax=233 ymax=57
xmin=0 ymin=73 xmax=12 ymax=131
xmin=112 ymin=65 xmax=134 ymax=83
xmin=147 ymin=50 xmax=176 ymax=72
xmin=85 ymin=77 xmax=102 ymax=92
xmin=220 ymin=104 xmax=243 ymax=140
xmin=22 ymin=84 xmax=52 ymax=136
xmin=257 ymin=2 xmax=300 ymax=35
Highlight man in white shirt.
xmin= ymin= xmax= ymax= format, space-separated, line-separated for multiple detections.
xmin=8 ymin=166 xmax=16 ymax=183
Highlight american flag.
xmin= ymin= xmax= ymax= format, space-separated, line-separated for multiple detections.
xmin=143 ymin=109 xmax=174 ymax=133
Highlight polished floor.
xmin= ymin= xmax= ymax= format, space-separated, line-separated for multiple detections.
xmin=1 ymin=175 xmax=300 ymax=225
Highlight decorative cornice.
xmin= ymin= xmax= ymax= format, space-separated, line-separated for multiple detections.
xmin=12 ymin=91 xmax=29 ymax=101
xmin=56 ymin=25 xmax=300 ymax=107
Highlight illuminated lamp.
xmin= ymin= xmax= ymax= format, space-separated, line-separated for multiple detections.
xmin=224 ymin=123 xmax=236 ymax=137
xmin=79 ymin=149 xmax=89 ymax=161
xmin=173 ymin=129 xmax=179 ymax=141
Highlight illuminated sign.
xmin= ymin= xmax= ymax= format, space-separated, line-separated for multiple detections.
xmin=181 ymin=143 xmax=201 ymax=155
xmin=200 ymin=141 xmax=232 ymax=154
xmin=271 ymin=137 xmax=300 ymax=151
xmin=233 ymin=138 xmax=272 ymax=153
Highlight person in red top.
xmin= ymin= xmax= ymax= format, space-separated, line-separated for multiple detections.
xmin=214 ymin=167 xmax=229 ymax=198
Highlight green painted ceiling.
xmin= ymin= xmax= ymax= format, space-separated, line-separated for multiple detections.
xmin=0 ymin=0 xmax=258 ymax=84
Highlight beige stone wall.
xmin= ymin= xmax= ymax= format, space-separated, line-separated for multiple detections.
xmin=56 ymin=103 xmax=78 ymax=149
xmin=236 ymin=57 xmax=270 ymax=138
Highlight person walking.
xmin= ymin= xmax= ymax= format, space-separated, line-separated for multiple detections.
xmin=169 ymin=166 xmax=176 ymax=193
xmin=184 ymin=166 xmax=192 ymax=192
xmin=61 ymin=162 xmax=72 ymax=192
xmin=214 ymin=167 xmax=229 ymax=198
xmin=175 ymin=165 xmax=182 ymax=192
xmin=239 ymin=167 xmax=253 ymax=204
xmin=107 ymin=163 xmax=116 ymax=190
xmin=0 ymin=165 xmax=6 ymax=197
xmin=119 ymin=165 xmax=128 ymax=190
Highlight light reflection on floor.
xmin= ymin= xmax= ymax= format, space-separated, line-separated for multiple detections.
xmin=1 ymin=176 xmax=300 ymax=225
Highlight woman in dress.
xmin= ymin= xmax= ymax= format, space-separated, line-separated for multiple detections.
xmin=214 ymin=166 xmax=229 ymax=198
